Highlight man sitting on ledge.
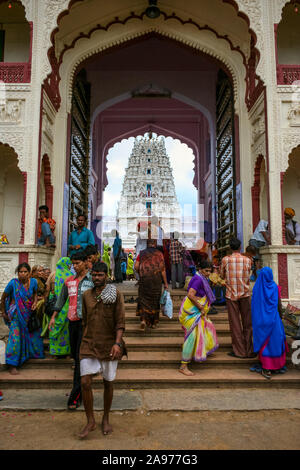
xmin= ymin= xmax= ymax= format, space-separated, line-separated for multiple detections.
xmin=37 ymin=205 xmax=56 ymax=248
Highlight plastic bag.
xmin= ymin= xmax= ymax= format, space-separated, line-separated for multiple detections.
xmin=0 ymin=340 xmax=6 ymax=364
xmin=161 ymin=291 xmax=173 ymax=319
xmin=160 ymin=290 xmax=168 ymax=306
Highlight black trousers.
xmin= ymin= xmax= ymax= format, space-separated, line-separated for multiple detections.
xmin=68 ymin=320 xmax=83 ymax=396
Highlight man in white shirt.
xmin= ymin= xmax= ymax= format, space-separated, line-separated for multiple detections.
xmin=249 ymin=220 xmax=270 ymax=250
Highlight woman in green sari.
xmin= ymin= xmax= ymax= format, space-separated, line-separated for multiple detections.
xmin=102 ymin=243 xmax=111 ymax=276
xmin=49 ymin=257 xmax=72 ymax=358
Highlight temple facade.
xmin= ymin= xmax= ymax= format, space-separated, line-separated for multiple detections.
xmin=0 ymin=0 xmax=300 ymax=302
xmin=117 ymin=135 xmax=181 ymax=249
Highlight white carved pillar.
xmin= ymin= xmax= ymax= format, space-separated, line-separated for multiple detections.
xmin=23 ymin=0 xmax=48 ymax=244
xmin=261 ymin=0 xmax=284 ymax=245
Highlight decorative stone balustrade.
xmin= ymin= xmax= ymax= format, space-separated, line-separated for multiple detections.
xmin=277 ymin=65 xmax=300 ymax=85
xmin=0 ymin=63 xmax=31 ymax=83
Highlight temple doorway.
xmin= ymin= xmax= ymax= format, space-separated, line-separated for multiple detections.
xmin=65 ymin=33 xmax=239 ymax=257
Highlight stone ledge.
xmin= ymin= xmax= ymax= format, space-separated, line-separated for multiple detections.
xmin=0 ymin=245 xmax=55 ymax=254
xmin=260 ymin=245 xmax=300 ymax=254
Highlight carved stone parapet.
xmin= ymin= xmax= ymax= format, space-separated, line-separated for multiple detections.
xmin=287 ymin=103 xmax=300 ymax=127
xmin=277 ymin=65 xmax=300 ymax=86
xmin=0 ymin=100 xmax=24 ymax=124
xmin=0 ymin=63 xmax=31 ymax=83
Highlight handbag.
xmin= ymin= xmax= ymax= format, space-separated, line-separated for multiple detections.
xmin=27 ymin=311 xmax=41 ymax=333
xmin=44 ymin=295 xmax=57 ymax=317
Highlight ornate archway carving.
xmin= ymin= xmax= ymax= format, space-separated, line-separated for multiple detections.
xmin=42 ymin=2 xmax=264 ymax=113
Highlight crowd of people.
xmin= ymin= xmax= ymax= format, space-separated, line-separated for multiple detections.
xmin=0 ymin=206 xmax=293 ymax=438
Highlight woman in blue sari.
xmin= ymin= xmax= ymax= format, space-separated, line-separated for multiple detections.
xmin=0 ymin=262 xmax=44 ymax=374
xmin=113 ymin=230 xmax=123 ymax=283
xmin=251 ymin=267 xmax=287 ymax=379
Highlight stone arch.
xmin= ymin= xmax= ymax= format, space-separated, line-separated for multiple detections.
xmin=39 ymin=154 xmax=54 ymax=218
xmin=282 ymin=135 xmax=300 ymax=174
xmin=251 ymin=154 xmax=270 ymax=233
xmin=0 ymin=142 xmax=25 ymax=244
xmin=0 ymin=0 xmax=32 ymax=82
xmin=282 ymin=145 xmax=300 ymax=232
xmin=275 ymin=0 xmax=298 ymax=24
xmin=277 ymin=1 xmax=300 ymax=65
xmin=51 ymin=6 xmax=260 ymax=252
xmin=59 ymin=26 xmax=246 ymax=114
xmin=41 ymin=0 xmax=264 ymax=100
xmin=102 ymin=124 xmax=198 ymax=190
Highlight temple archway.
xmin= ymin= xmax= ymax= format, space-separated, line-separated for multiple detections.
xmin=40 ymin=2 xmax=265 ymax=256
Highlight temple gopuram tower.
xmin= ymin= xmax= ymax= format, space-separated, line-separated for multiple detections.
xmin=117 ymin=135 xmax=181 ymax=249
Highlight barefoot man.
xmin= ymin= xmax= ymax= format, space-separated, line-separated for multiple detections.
xmin=79 ymin=261 xmax=126 ymax=439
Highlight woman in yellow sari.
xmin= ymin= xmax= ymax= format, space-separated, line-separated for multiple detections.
xmin=179 ymin=261 xmax=219 ymax=376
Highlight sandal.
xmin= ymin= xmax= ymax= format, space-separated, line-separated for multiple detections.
xmin=250 ymin=363 xmax=262 ymax=373
xmin=261 ymin=369 xmax=272 ymax=380
xmin=67 ymin=391 xmax=82 ymax=410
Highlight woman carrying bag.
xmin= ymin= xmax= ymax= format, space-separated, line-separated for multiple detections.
xmin=179 ymin=260 xmax=219 ymax=376
xmin=0 ymin=262 xmax=44 ymax=374
xmin=48 ymin=257 xmax=72 ymax=358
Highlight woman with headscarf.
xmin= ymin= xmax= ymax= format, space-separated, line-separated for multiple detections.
xmin=178 ymin=260 xmax=219 ymax=376
xmin=0 ymin=263 xmax=44 ymax=374
xmin=102 ymin=243 xmax=111 ymax=276
xmin=251 ymin=267 xmax=288 ymax=379
xmin=126 ymin=253 xmax=135 ymax=280
xmin=135 ymin=239 xmax=168 ymax=330
xmin=31 ymin=265 xmax=46 ymax=299
xmin=48 ymin=257 xmax=72 ymax=358
xmin=113 ymin=231 xmax=123 ymax=283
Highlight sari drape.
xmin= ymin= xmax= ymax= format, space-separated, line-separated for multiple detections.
xmin=179 ymin=296 xmax=219 ymax=363
xmin=49 ymin=257 xmax=72 ymax=356
xmin=113 ymin=234 xmax=123 ymax=282
xmin=5 ymin=278 xmax=44 ymax=366
xmin=251 ymin=267 xmax=287 ymax=370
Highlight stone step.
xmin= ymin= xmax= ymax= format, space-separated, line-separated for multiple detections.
xmin=122 ymin=335 xmax=233 ymax=351
xmin=20 ymin=351 xmax=294 ymax=370
xmin=124 ymin=302 xmax=227 ymax=311
xmin=42 ymin=334 xmax=233 ymax=351
xmin=125 ymin=311 xmax=228 ymax=323
xmin=123 ymin=293 xmax=187 ymax=302
xmin=0 ymin=366 xmax=298 ymax=390
xmin=122 ymin=322 xmax=231 ymax=337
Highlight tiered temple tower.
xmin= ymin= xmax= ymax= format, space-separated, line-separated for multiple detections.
xmin=117 ymin=135 xmax=181 ymax=249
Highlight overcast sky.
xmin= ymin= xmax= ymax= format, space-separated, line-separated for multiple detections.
xmin=102 ymin=134 xmax=197 ymax=217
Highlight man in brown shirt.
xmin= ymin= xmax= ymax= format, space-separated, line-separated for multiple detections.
xmin=79 ymin=261 xmax=126 ymax=439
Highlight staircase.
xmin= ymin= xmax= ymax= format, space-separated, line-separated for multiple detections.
xmin=0 ymin=287 xmax=299 ymax=391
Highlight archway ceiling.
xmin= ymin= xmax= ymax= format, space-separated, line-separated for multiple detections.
xmin=54 ymin=0 xmax=252 ymax=61
xmin=84 ymin=35 xmax=219 ymax=118
xmin=93 ymin=96 xmax=209 ymax=191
